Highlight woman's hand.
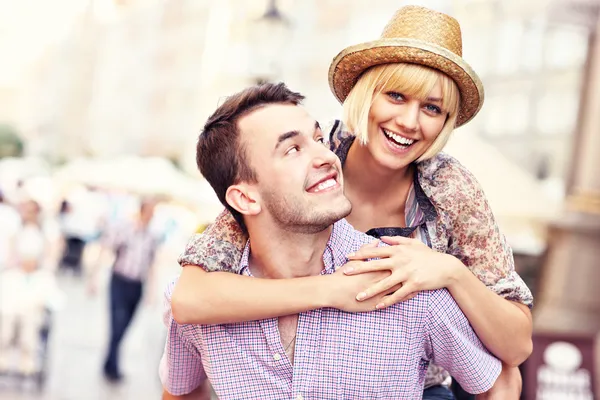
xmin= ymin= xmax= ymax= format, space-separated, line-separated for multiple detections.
xmin=342 ymin=236 xmax=462 ymax=308
xmin=476 ymin=364 xmax=522 ymax=400
xmin=328 ymin=267 xmax=401 ymax=312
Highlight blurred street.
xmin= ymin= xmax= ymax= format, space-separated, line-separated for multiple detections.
xmin=0 ymin=262 xmax=178 ymax=400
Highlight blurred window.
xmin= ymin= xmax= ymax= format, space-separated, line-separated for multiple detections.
xmin=483 ymin=93 xmax=530 ymax=137
xmin=495 ymin=19 xmax=524 ymax=75
xmin=544 ymin=25 xmax=588 ymax=69
xmin=520 ymin=17 xmax=546 ymax=72
xmin=535 ymin=90 xmax=579 ymax=135
xmin=463 ymin=26 xmax=492 ymax=76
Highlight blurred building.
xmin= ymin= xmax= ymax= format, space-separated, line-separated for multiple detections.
xmin=9 ymin=0 xmax=569 ymax=258
xmin=13 ymin=0 xmax=454 ymax=172
xmin=453 ymin=0 xmax=592 ymax=186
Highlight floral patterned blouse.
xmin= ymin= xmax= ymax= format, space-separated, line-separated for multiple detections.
xmin=178 ymin=120 xmax=533 ymax=389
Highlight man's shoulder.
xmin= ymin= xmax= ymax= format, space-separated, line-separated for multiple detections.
xmin=425 ymin=287 xmax=470 ymax=323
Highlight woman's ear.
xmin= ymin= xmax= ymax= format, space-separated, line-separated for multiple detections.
xmin=225 ymin=185 xmax=261 ymax=216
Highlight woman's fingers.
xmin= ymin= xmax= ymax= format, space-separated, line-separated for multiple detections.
xmin=347 ymin=245 xmax=395 ymax=261
xmin=374 ymin=286 xmax=418 ymax=309
xmin=380 ymin=236 xmax=418 ymax=245
xmin=357 ymin=272 xmax=407 ymax=301
xmin=342 ymin=258 xmax=392 ymax=275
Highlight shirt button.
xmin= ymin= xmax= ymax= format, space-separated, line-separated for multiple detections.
xmin=273 ymin=353 xmax=281 ymax=361
xmin=296 ymin=395 xmax=304 ymax=400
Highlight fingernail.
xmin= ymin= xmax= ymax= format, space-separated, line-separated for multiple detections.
xmin=356 ymin=292 xmax=367 ymax=301
xmin=375 ymin=303 xmax=385 ymax=310
xmin=344 ymin=267 xmax=354 ymax=274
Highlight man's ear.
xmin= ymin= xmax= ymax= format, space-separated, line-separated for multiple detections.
xmin=225 ymin=184 xmax=261 ymax=216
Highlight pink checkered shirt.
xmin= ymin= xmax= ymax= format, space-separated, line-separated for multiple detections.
xmin=104 ymin=220 xmax=161 ymax=282
xmin=160 ymin=219 xmax=501 ymax=399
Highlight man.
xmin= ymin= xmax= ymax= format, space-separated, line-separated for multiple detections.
xmin=89 ymin=199 xmax=162 ymax=382
xmin=160 ymin=83 xmax=501 ymax=399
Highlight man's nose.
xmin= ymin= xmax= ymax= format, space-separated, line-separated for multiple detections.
xmin=311 ymin=143 xmax=338 ymax=168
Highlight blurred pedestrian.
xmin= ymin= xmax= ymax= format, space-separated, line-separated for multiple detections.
xmin=0 ymin=189 xmax=20 ymax=271
xmin=88 ymin=199 xmax=162 ymax=382
xmin=0 ymin=199 xmax=61 ymax=376
xmin=58 ymin=199 xmax=86 ymax=275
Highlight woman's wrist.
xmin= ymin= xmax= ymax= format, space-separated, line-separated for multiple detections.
xmin=445 ymin=254 xmax=467 ymax=291
xmin=314 ymin=274 xmax=337 ymax=308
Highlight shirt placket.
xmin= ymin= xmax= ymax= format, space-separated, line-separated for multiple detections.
xmin=258 ymin=318 xmax=294 ymax=391
xmin=290 ymin=310 xmax=320 ymax=400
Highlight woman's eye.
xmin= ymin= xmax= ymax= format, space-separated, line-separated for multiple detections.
xmin=424 ymin=104 xmax=442 ymax=114
xmin=316 ymin=137 xmax=326 ymax=144
xmin=387 ymin=92 xmax=405 ymax=101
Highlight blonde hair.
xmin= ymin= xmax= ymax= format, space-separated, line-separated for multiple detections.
xmin=342 ymin=63 xmax=460 ymax=162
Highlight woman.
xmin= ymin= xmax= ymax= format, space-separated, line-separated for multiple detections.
xmin=172 ymin=6 xmax=532 ymax=399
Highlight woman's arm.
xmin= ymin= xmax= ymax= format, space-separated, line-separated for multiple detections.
xmin=171 ymin=267 xmax=328 ymax=324
xmin=172 ymin=265 xmax=393 ymax=325
xmin=446 ymin=257 xmax=532 ymax=367
xmin=476 ymin=363 xmax=522 ymax=400
xmin=425 ymin=153 xmax=533 ymax=366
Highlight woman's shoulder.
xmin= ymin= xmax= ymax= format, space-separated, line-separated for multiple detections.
xmin=417 ymin=152 xmax=484 ymax=205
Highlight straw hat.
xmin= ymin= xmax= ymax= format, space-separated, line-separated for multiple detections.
xmin=328 ymin=6 xmax=484 ymax=127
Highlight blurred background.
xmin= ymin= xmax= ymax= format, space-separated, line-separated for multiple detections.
xmin=0 ymin=0 xmax=599 ymax=399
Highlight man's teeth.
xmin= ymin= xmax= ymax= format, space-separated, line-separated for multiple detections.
xmin=313 ymin=179 xmax=336 ymax=192
xmin=383 ymin=129 xmax=415 ymax=146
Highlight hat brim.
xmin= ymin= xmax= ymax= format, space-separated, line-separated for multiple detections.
xmin=328 ymin=38 xmax=484 ymax=127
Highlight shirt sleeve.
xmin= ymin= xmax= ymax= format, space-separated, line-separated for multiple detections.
xmin=177 ymin=209 xmax=247 ymax=273
xmin=424 ymin=288 xmax=502 ymax=394
xmin=420 ymin=154 xmax=534 ymax=308
xmin=159 ymin=279 xmax=207 ymax=396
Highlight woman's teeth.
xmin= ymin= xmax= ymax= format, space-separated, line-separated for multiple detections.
xmin=313 ymin=179 xmax=336 ymax=192
xmin=383 ymin=129 xmax=415 ymax=146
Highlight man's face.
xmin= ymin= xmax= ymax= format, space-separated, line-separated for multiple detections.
xmin=140 ymin=203 xmax=156 ymax=224
xmin=237 ymin=104 xmax=351 ymax=233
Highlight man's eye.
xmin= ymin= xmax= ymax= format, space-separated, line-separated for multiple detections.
xmin=286 ymin=146 xmax=299 ymax=155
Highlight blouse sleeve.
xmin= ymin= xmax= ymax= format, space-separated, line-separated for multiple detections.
xmin=420 ymin=154 xmax=534 ymax=308
xmin=177 ymin=209 xmax=248 ymax=274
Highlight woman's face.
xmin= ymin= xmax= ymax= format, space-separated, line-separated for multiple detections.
xmin=366 ymin=79 xmax=447 ymax=171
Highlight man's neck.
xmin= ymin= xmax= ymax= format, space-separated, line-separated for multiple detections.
xmin=246 ymin=224 xmax=333 ymax=279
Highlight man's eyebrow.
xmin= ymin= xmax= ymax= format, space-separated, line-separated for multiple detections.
xmin=275 ymin=130 xmax=300 ymax=150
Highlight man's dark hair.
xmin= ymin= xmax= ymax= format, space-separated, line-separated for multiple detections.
xmin=196 ymin=82 xmax=305 ymax=232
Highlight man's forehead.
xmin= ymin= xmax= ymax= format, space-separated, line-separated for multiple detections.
xmin=238 ymin=104 xmax=314 ymax=140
